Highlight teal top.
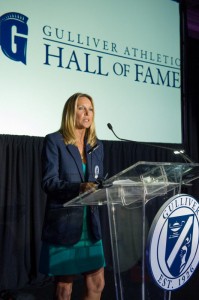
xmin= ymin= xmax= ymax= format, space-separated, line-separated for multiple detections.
xmin=39 ymin=163 xmax=105 ymax=275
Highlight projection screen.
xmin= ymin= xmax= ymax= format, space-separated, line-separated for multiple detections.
xmin=0 ymin=0 xmax=181 ymax=143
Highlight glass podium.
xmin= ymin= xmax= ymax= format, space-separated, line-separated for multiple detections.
xmin=63 ymin=161 xmax=199 ymax=300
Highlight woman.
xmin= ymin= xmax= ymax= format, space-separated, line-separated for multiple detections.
xmin=39 ymin=93 xmax=105 ymax=300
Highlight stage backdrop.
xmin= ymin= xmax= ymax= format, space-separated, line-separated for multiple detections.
xmin=0 ymin=0 xmax=181 ymax=143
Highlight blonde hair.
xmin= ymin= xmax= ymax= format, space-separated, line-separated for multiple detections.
xmin=59 ymin=92 xmax=97 ymax=146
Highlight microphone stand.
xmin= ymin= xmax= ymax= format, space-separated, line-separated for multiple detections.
xmin=107 ymin=123 xmax=194 ymax=163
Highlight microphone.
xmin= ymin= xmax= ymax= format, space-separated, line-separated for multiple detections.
xmin=107 ymin=123 xmax=194 ymax=163
xmin=107 ymin=123 xmax=133 ymax=142
xmin=87 ymin=143 xmax=100 ymax=154
xmin=95 ymin=173 xmax=112 ymax=189
xmin=107 ymin=123 xmax=131 ymax=141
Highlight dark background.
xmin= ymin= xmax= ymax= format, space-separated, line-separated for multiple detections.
xmin=0 ymin=1 xmax=199 ymax=299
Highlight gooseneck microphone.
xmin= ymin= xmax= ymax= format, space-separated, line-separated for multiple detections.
xmin=107 ymin=123 xmax=194 ymax=163
xmin=107 ymin=123 xmax=131 ymax=141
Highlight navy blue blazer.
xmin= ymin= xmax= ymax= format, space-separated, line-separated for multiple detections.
xmin=41 ymin=131 xmax=104 ymax=246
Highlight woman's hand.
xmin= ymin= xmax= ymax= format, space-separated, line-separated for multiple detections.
xmin=80 ymin=182 xmax=97 ymax=193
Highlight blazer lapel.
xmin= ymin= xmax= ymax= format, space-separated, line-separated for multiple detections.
xmin=86 ymin=144 xmax=100 ymax=181
xmin=67 ymin=144 xmax=84 ymax=181
xmin=86 ymin=144 xmax=92 ymax=180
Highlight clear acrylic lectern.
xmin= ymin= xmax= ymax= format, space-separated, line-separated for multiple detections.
xmin=63 ymin=161 xmax=199 ymax=300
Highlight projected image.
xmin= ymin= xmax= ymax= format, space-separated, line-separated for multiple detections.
xmin=0 ymin=0 xmax=181 ymax=143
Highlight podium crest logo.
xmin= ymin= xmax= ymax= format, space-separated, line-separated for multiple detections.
xmin=0 ymin=12 xmax=28 ymax=64
xmin=147 ymin=194 xmax=199 ymax=291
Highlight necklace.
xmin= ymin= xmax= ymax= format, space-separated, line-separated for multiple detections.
xmin=76 ymin=139 xmax=85 ymax=161
xmin=81 ymin=149 xmax=86 ymax=161
xmin=79 ymin=146 xmax=88 ymax=163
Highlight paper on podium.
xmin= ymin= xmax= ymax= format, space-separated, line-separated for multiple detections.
xmin=113 ymin=179 xmax=138 ymax=185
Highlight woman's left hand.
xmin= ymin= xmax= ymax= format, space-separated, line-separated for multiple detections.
xmin=80 ymin=182 xmax=97 ymax=193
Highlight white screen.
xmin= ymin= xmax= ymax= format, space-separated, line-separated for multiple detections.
xmin=0 ymin=0 xmax=181 ymax=143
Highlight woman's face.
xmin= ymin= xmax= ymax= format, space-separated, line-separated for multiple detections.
xmin=75 ymin=96 xmax=94 ymax=129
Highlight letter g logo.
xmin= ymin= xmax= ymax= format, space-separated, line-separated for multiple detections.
xmin=0 ymin=12 xmax=28 ymax=64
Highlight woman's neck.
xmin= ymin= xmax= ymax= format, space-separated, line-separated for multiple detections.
xmin=75 ymin=129 xmax=86 ymax=145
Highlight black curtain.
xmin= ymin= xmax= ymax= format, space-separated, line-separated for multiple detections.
xmin=186 ymin=37 xmax=199 ymax=163
xmin=103 ymin=140 xmax=186 ymax=178
xmin=0 ymin=135 xmax=46 ymax=291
